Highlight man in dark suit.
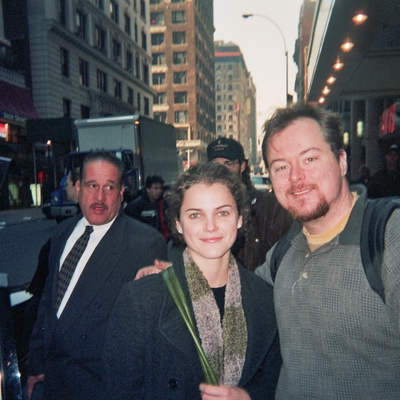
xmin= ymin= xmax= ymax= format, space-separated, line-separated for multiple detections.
xmin=27 ymin=152 xmax=167 ymax=400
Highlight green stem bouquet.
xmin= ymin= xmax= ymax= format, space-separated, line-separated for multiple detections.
xmin=161 ymin=266 xmax=218 ymax=385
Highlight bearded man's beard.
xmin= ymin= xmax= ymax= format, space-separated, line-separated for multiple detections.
xmin=288 ymin=199 xmax=330 ymax=223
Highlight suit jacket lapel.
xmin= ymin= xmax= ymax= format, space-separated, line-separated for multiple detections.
xmin=57 ymin=213 xmax=128 ymax=332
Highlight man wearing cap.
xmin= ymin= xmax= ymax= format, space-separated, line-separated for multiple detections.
xmin=368 ymin=143 xmax=400 ymax=198
xmin=207 ymin=137 xmax=292 ymax=271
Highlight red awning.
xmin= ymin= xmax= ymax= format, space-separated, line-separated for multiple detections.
xmin=0 ymin=80 xmax=40 ymax=122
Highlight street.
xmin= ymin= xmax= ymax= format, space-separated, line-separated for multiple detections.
xmin=0 ymin=208 xmax=56 ymax=289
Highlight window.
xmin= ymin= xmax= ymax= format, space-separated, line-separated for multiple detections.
xmin=172 ymin=31 xmax=186 ymax=45
xmin=59 ymin=0 xmax=67 ymax=26
xmin=110 ymin=1 xmax=119 ymax=24
xmin=174 ymin=91 xmax=187 ymax=104
xmin=93 ymin=0 xmax=103 ymax=9
xmin=150 ymin=0 xmax=163 ymax=3
xmin=174 ymin=71 xmax=187 ymax=84
xmin=216 ymin=95 xmax=221 ymax=101
xmin=151 ymin=12 xmax=164 ymax=25
xmin=124 ymin=13 xmax=131 ymax=35
xmin=172 ymin=11 xmax=185 ymax=24
xmin=137 ymin=93 xmax=141 ymax=112
xmin=94 ymin=25 xmax=106 ymax=52
xmin=143 ymin=64 xmax=149 ymax=84
xmin=63 ymin=98 xmax=71 ymax=117
xmin=176 ymin=128 xmax=187 ymax=140
xmin=228 ymin=75 xmax=233 ymax=80
xmin=114 ymin=79 xmax=122 ymax=99
xmin=152 ymin=73 xmax=166 ymax=85
xmin=112 ymin=39 xmax=122 ymax=63
xmin=135 ymin=53 xmax=140 ymax=78
xmin=60 ymin=48 xmax=69 ymax=77
xmin=141 ymin=31 xmax=147 ymax=50
xmin=228 ymin=105 xmax=233 ymax=111
xmin=154 ymin=92 xmax=166 ymax=104
xmin=134 ymin=21 xmax=138 ymax=42
xmin=217 ymin=105 xmax=221 ymax=111
xmin=228 ymin=95 xmax=233 ymax=101
xmin=171 ymin=0 xmax=185 ymax=3
xmin=97 ymin=69 xmax=107 ymax=92
xmin=144 ymin=97 xmax=150 ymax=115
xmin=175 ymin=110 xmax=188 ymax=123
xmin=151 ymin=33 xmax=164 ymax=46
xmin=217 ymin=125 xmax=222 ymax=132
xmin=81 ymin=105 xmax=90 ymax=118
xmin=229 ymin=125 xmax=233 ymax=132
xmin=228 ymin=115 xmax=233 ymax=121
xmin=154 ymin=112 xmax=167 ymax=123
xmin=140 ymin=0 xmax=146 ymax=19
xmin=217 ymin=115 xmax=222 ymax=121
xmin=228 ymin=84 xmax=233 ymax=91
xmin=173 ymin=52 xmax=186 ymax=64
xmin=126 ymin=50 xmax=133 ymax=72
xmin=79 ymin=59 xmax=89 ymax=86
xmin=127 ymin=87 xmax=134 ymax=105
xmin=152 ymin=53 xmax=165 ymax=66
xmin=76 ymin=10 xmax=87 ymax=40
xmin=228 ymin=64 xmax=233 ymax=70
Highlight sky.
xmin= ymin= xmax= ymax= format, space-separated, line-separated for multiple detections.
xmin=213 ymin=0 xmax=304 ymax=140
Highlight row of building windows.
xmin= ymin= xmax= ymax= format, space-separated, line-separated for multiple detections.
xmin=61 ymin=47 xmax=149 ymax=86
xmin=151 ymin=11 xmax=186 ymax=25
xmin=217 ymin=114 xmax=234 ymax=121
xmin=152 ymin=71 xmax=187 ymax=85
xmin=151 ymin=31 xmax=186 ymax=46
xmin=154 ymin=91 xmax=187 ymax=104
xmin=60 ymin=47 xmax=150 ymax=114
xmin=152 ymin=51 xmax=187 ymax=65
xmin=150 ymin=0 xmax=186 ymax=4
xmin=154 ymin=110 xmax=188 ymax=124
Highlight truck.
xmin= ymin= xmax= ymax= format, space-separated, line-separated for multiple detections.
xmin=49 ymin=115 xmax=180 ymax=221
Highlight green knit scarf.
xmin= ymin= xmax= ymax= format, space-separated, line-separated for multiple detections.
xmin=183 ymin=248 xmax=247 ymax=386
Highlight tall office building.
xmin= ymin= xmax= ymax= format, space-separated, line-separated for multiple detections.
xmin=214 ymin=40 xmax=257 ymax=167
xmin=28 ymin=0 xmax=154 ymax=119
xmin=150 ymin=0 xmax=215 ymax=167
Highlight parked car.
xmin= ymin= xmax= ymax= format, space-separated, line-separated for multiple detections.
xmin=250 ymin=174 xmax=273 ymax=192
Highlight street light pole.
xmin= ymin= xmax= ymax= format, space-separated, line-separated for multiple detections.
xmin=242 ymin=13 xmax=289 ymax=105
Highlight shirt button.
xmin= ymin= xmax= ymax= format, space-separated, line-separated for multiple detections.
xmin=302 ymin=272 xmax=308 ymax=279
xmin=168 ymin=378 xmax=178 ymax=390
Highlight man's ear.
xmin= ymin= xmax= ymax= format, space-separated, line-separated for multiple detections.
xmin=240 ymin=161 xmax=246 ymax=174
xmin=237 ymin=215 xmax=243 ymax=229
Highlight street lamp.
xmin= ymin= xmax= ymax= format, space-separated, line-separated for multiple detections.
xmin=242 ymin=13 xmax=289 ymax=105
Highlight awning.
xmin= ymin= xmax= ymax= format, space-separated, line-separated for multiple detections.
xmin=0 ymin=80 xmax=40 ymax=123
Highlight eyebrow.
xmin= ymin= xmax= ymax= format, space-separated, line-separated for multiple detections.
xmin=183 ymin=204 xmax=234 ymax=212
xmin=269 ymin=147 xmax=322 ymax=167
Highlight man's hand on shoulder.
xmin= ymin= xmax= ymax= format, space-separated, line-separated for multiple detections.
xmin=134 ymin=259 xmax=172 ymax=280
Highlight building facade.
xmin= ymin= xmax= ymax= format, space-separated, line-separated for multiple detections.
xmin=28 ymin=0 xmax=154 ymax=120
xmin=150 ymin=0 xmax=215 ymax=167
xmin=214 ymin=40 xmax=257 ymax=167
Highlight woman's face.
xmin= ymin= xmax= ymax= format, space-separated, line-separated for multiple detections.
xmin=176 ymin=183 xmax=242 ymax=264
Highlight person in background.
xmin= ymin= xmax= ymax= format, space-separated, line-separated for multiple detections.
xmin=355 ymin=165 xmax=371 ymax=186
xmin=256 ymin=102 xmax=400 ymax=399
xmin=102 ymin=163 xmax=281 ymax=400
xmin=207 ymin=137 xmax=292 ymax=271
xmin=27 ymin=151 xmax=167 ymax=400
xmin=368 ymin=143 xmax=400 ymax=198
xmin=125 ymin=175 xmax=170 ymax=241
xmin=65 ymin=167 xmax=80 ymax=208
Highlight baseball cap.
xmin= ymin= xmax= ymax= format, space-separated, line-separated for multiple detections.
xmin=207 ymin=138 xmax=245 ymax=162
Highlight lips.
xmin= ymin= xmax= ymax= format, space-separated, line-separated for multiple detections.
xmin=200 ymin=237 xmax=223 ymax=243
xmin=91 ymin=202 xmax=108 ymax=213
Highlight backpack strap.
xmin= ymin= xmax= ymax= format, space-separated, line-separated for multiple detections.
xmin=270 ymin=221 xmax=302 ymax=282
xmin=361 ymin=197 xmax=400 ymax=303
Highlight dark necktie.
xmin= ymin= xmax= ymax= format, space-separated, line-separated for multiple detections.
xmin=55 ymin=225 xmax=93 ymax=310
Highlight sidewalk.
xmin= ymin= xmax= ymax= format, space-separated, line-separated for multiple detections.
xmin=0 ymin=207 xmax=46 ymax=227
